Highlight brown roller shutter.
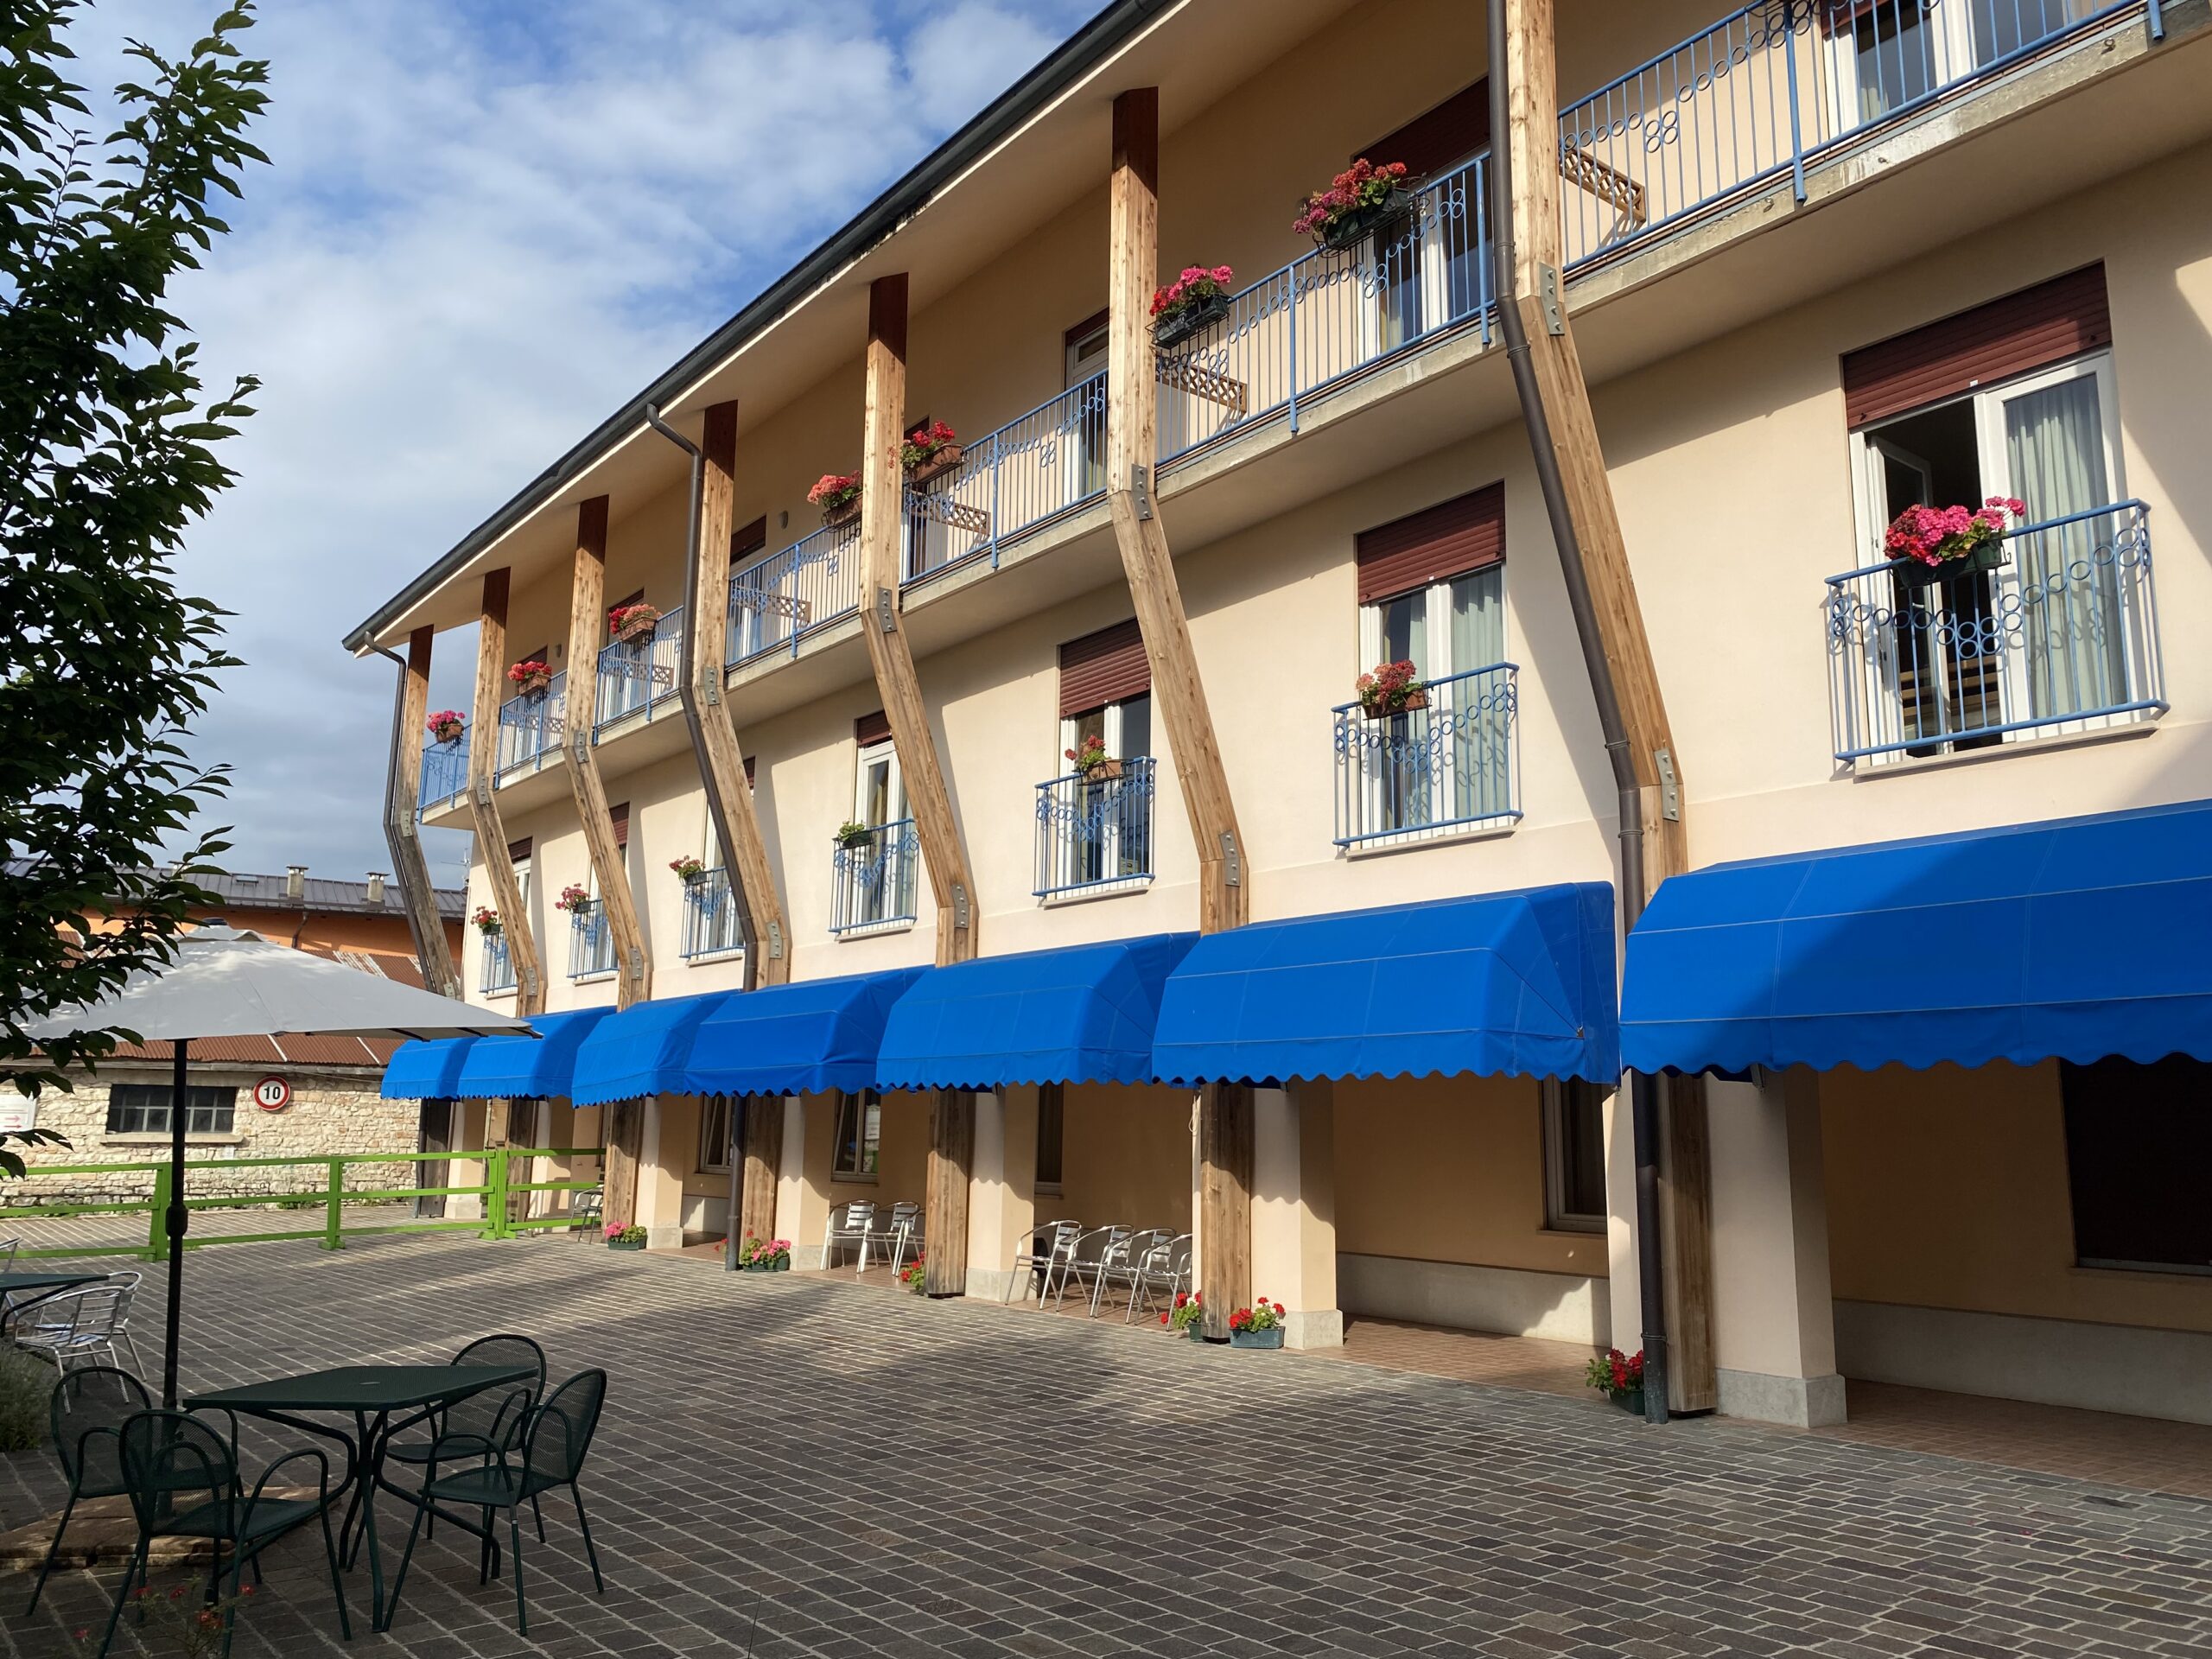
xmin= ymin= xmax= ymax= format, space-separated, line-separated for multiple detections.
xmin=1058 ymin=619 xmax=1150 ymax=717
xmin=1841 ymin=264 xmax=2110 ymax=429
xmin=734 ymin=517 xmax=766 ymax=558
xmin=1357 ymin=484 xmax=1506 ymax=606
xmin=1364 ymin=79 xmax=1489 ymax=179
xmin=743 ymin=754 xmax=756 ymax=788
xmin=855 ymin=710 xmax=892 ymax=747
xmin=506 ymin=836 xmax=532 ymax=862
xmin=608 ymin=802 xmax=630 ymax=849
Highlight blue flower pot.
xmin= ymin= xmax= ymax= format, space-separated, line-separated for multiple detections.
xmin=1230 ymin=1327 xmax=1284 ymax=1350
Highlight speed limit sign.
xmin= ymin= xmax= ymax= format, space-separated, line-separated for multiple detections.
xmin=252 ymin=1076 xmax=292 ymax=1113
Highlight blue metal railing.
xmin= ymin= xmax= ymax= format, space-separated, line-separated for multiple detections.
xmin=1332 ymin=663 xmax=1521 ymax=849
xmin=1557 ymin=0 xmax=2145 ymax=270
xmin=902 ymin=372 xmax=1111 ymax=583
xmin=568 ymin=899 xmax=617 ymax=978
xmin=1824 ymin=500 xmax=2162 ymax=765
xmin=728 ymin=520 xmax=861 ymax=667
xmin=496 ymin=671 xmax=564 ymax=776
xmin=680 ymin=868 xmax=745 ymax=960
xmin=595 ymin=607 xmax=683 ymax=731
xmin=1159 ymin=156 xmax=1489 ymax=465
xmin=830 ymin=819 xmax=919 ymax=935
xmin=1033 ymin=756 xmax=1156 ymax=899
xmin=420 ymin=737 xmax=468 ymax=816
xmin=480 ymin=931 xmax=515 ymax=995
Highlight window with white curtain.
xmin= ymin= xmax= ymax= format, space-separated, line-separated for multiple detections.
xmin=1358 ymin=563 xmax=1510 ymax=834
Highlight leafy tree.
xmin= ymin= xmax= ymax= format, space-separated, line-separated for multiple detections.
xmin=0 ymin=1 xmax=268 ymax=1128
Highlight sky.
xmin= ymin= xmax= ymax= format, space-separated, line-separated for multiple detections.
xmin=67 ymin=0 xmax=1096 ymax=890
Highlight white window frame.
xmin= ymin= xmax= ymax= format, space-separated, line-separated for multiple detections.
xmin=1049 ymin=695 xmax=1153 ymax=899
xmin=1354 ymin=565 xmax=1510 ymax=843
xmin=837 ymin=737 xmax=913 ymax=937
xmin=685 ymin=821 xmax=744 ymax=964
xmin=1065 ymin=320 xmax=1109 ymax=505
xmin=571 ymin=861 xmax=616 ymax=982
xmin=832 ymin=1090 xmax=882 ymax=1183
xmin=699 ymin=1096 xmax=733 ymax=1175
xmin=1541 ymin=1078 xmax=1609 ymax=1235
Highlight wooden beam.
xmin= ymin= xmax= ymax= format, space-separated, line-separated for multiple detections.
xmin=1105 ymin=87 xmax=1246 ymax=934
xmin=467 ymin=569 xmax=544 ymax=1015
xmin=1503 ymin=0 xmax=1712 ymax=1411
xmin=923 ymin=1087 xmax=973 ymax=1297
xmin=560 ymin=495 xmax=652 ymax=1010
xmin=693 ymin=400 xmax=791 ymax=985
xmin=737 ymin=1094 xmax=780 ymax=1249
xmin=389 ymin=626 xmax=461 ymax=998
xmin=602 ymin=1099 xmax=642 ymax=1234
xmin=1197 ymin=1082 xmax=1252 ymax=1339
xmin=857 ymin=271 xmax=980 ymax=967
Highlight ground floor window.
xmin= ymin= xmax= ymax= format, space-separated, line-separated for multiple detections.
xmin=106 ymin=1084 xmax=237 ymax=1136
xmin=1541 ymin=1078 xmax=1608 ymax=1233
xmin=2062 ymin=1056 xmax=2212 ymax=1274
xmin=699 ymin=1096 xmax=734 ymax=1174
xmin=1035 ymin=1084 xmax=1065 ymax=1196
xmin=834 ymin=1090 xmax=881 ymax=1181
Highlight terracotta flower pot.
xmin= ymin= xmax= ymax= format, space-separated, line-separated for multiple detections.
xmin=905 ymin=442 xmax=964 ymax=486
xmin=823 ymin=497 xmax=861 ymax=530
xmin=430 ymin=723 xmax=463 ymax=744
xmin=1079 ymin=759 xmax=1123 ymax=783
xmin=512 ymin=672 xmax=550 ymax=696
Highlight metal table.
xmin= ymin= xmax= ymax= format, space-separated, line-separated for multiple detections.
xmin=0 ymin=1271 xmax=107 ymax=1335
xmin=188 ymin=1363 xmax=533 ymax=1631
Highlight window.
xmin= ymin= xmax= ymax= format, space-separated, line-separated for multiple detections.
xmin=833 ymin=1091 xmax=881 ymax=1181
xmin=1542 ymin=1079 xmax=1608 ymax=1233
xmin=699 ymin=1096 xmax=734 ymax=1174
xmin=1046 ymin=621 xmax=1154 ymax=896
xmin=1363 ymin=80 xmax=1489 ymax=348
xmin=834 ymin=723 xmax=917 ymax=934
xmin=107 ymin=1084 xmax=236 ymax=1137
xmin=2063 ymin=1058 xmax=2212 ymax=1274
xmin=1035 ymin=1084 xmax=1065 ymax=1196
xmin=1065 ymin=312 xmax=1109 ymax=500
xmin=1820 ymin=0 xmax=2088 ymax=132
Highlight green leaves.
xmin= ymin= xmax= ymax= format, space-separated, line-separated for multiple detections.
xmin=0 ymin=1 xmax=268 ymax=1103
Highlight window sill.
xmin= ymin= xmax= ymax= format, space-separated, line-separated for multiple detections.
xmin=685 ymin=950 xmax=746 ymax=967
xmin=1039 ymin=876 xmax=1152 ymax=908
xmin=572 ymin=970 xmax=619 ymax=985
xmin=830 ymin=1172 xmax=879 ymax=1185
xmin=1340 ymin=817 xmax=1519 ymax=860
xmin=102 ymin=1133 xmax=245 ymax=1149
xmin=1840 ymin=714 xmax=2158 ymax=780
xmin=483 ymin=987 xmax=518 ymax=1000
xmin=832 ymin=919 xmax=915 ymax=941
xmin=1034 ymin=1182 xmax=1065 ymax=1198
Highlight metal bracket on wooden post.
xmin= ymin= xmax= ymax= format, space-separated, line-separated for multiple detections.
xmin=874 ymin=586 xmax=899 ymax=634
xmin=700 ymin=665 xmax=722 ymax=709
xmin=1655 ymin=745 xmax=1681 ymax=823
xmin=627 ymin=946 xmax=645 ymax=981
xmin=1537 ymin=264 xmax=1567 ymax=335
xmin=569 ymin=728 xmax=591 ymax=767
xmin=1218 ymin=830 xmax=1242 ymax=887
xmin=1129 ymin=464 xmax=1154 ymax=522
xmin=471 ymin=775 xmax=494 ymax=809
xmin=766 ymin=919 xmax=785 ymax=960
xmin=952 ymin=883 xmax=971 ymax=931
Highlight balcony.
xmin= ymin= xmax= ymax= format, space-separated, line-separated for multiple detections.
xmin=568 ymin=899 xmax=618 ymax=979
xmin=480 ymin=931 xmax=515 ymax=996
xmin=420 ymin=735 xmax=468 ymax=817
xmin=1823 ymin=501 xmax=2162 ymax=766
xmin=497 ymin=671 xmax=564 ymax=778
xmin=728 ymin=520 xmax=860 ymax=668
xmin=1033 ymin=757 xmax=1156 ymax=900
xmin=594 ymin=607 xmax=683 ymax=735
xmin=830 ymin=820 xmax=919 ymax=937
xmin=902 ymin=372 xmax=1111 ymax=584
xmin=1332 ymin=664 xmax=1521 ymax=849
xmin=680 ymin=868 xmax=746 ymax=962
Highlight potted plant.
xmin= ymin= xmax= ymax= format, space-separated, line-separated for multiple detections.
xmin=1294 ymin=157 xmax=1413 ymax=251
xmin=506 ymin=658 xmax=552 ymax=696
xmin=1356 ymin=659 xmax=1427 ymax=719
xmin=1586 ymin=1346 xmax=1647 ymax=1414
xmin=899 ymin=1252 xmax=927 ymax=1294
xmin=1885 ymin=496 xmax=2025 ymax=589
xmin=1229 ymin=1299 xmax=1288 ymax=1350
xmin=835 ymin=820 xmax=874 ymax=851
xmin=471 ymin=906 xmax=502 ymax=938
xmin=809 ymin=472 xmax=863 ymax=529
xmin=1066 ymin=734 xmax=1122 ymax=782
xmin=736 ymin=1234 xmax=791 ymax=1272
xmin=1164 ymin=1291 xmax=1206 ymax=1341
xmin=900 ymin=421 xmax=963 ymax=486
xmin=554 ymin=883 xmax=592 ymax=916
xmin=608 ymin=601 xmax=661 ymax=644
xmin=1151 ymin=264 xmax=1235 ymax=349
xmin=426 ymin=709 xmax=466 ymax=745
xmin=669 ymin=855 xmax=708 ymax=884
xmin=605 ymin=1223 xmax=647 ymax=1252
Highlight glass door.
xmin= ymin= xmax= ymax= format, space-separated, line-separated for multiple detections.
xmin=850 ymin=738 xmax=910 ymax=928
xmin=1065 ymin=321 xmax=1109 ymax=505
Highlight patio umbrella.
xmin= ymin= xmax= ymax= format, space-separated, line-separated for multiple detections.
xmin=24 ymin=925 xmax=534 ymax=1404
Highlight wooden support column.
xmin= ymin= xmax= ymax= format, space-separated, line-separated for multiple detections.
xmin=560 ymin=495 xmax=652 ymax=1012
xmin=693 ymin=401 xmax=791 ymax=985
xmin=388 ymin=625 xmax=461 ymax=997
xmin=601 ymin=1100 xmax=642 ymax=1233
xmin=737 ymin=1095 xmax=780 ymax=1248
xmin=1109 ymin=86 xmax=1253 ymax=1340
xmin=1503 ymin=0 xmax=1713 ymax=1412
xmin=468 ymin=569 xmax=544 ymax=1015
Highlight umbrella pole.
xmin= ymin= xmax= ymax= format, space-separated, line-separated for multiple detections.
xmin=162 ymin=1036 xmax=189 ymax=1408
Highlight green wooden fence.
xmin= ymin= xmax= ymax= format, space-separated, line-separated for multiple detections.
xmin=0 ymin=1147 xmax=599 ymax=1260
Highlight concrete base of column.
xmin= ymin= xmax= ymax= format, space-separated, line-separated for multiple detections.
xmin=1284 ymin=1308 xmax=1344 ymax=1351
xmin=1718 ymin=1368 xmax=1847 ymax=1427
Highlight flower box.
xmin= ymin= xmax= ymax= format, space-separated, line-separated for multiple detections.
xmin=1229 ymin=1326 xmax=1284 ymax=1351
xmin=613 ymin=613 xmax=658 ymax=644
xmin=823 ymin=498 xmax=861 ymax=530
xmin=1610 ymin=1386 xmax=1645 ymax=1415
xmin=1361 ymin=688 xmax=1428 ymax=721
xmin=1154 ymin=291 xmax=1230 ymax=350
xmin=606 ymin=1238 xmax=645 ymax=1252
xmin=1079 ymin=759 xmax=1124 ymax=783
xmin=742 ymin=1258 xmax=790 ymax=1273
xmin=906 ymin=442 xmax=964 ymax=487
xmin=1889 ymin=542 xmax=2007 ymax=590
xmin=1322 ymin=190 xmax=1411 ymax=251
xmin=429 ymin=721 xmax=464 ymax=744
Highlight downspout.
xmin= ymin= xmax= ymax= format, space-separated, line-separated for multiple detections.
xmin=371 ymin=644 xmax=457 ymax=998
xmin=1487 ymin=23 xmax=1670 ymax=1425
xmin=644 ymin=405 xmax=761 ymax=997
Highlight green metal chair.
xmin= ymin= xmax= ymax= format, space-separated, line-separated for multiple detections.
xmin=377 ymin=1332 xmax=545 ymax=1552
xmin=99 ymin=1407 xmax=350 ymax=1659
xmin=385 ymin=1368 xmax=607 ymax=1637
xmin=22 ymin=1365 xmax=151 ymax=1616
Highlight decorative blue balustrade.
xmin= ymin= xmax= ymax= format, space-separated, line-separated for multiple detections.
xmin=595 ymin=607 xmax=683 ymax=731
xmin=1332 ymin=664 xmax=1521 ymax=849
xmin=1158 ymin=157 xmax=1489 ymax=464
xmin=680 ymin=868 xmax=745 ymax=961
xmin=479 ymin=931 xmax=515 ymax=995
xmin=568 ymin=899 xmax=618 ymax=978
xmin=1033 ymin=757 xmax=1156 ymax=899
xmin=419 ymin=736 xmax=468 ymax=816
xmin=903 ymin=372 xmax=1112 ymax=583
xmin=728 ymin=520 xmax=861 ymax=667
xmin=1824 ymin=501 xmax=2162 ymax=766
xmin=830 ymin=819 xmax=919 ymax=936
xmin=1557 ymin=0 xmax=2146 ymax=270
xmin=496 ymin=671 xmax=564 ymax=775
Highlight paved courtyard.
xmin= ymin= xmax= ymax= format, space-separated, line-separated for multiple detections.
xmin=2 ymin=1235 xmax=2209 ymax=1657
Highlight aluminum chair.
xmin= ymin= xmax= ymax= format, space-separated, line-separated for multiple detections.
xmin=1005 ymin=1220 xmax=1079 ymax=1305
xmin=822 ymin=1200 xmax=876 ymax=1271
xmin=15 ymin=1273 xmax=147 ymax=1379
xmin=866 ymin=1200 xmax=921 ymax=1272
xmin=1093 ymin=1227 xmax=1168 ymax=1317
xmin=1051 ymin=1224 xmax=1129 ymax=1311
xmin=1127 ymin=1232 xmax=1192 ymax=1324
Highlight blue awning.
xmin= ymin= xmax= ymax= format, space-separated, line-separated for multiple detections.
xmin=452 ymin=1007 xmax=613 ymax=1100
xmin=877 ymin=933 xmax=1198 ymax=1092
xmin=1152 ymin=885 xmax=1618 ymax=1086
xmin=1621 ymin=799 xmax=2212 ymax=1076
xmin=569 ymin=991 xmax=741 ymax=1107
xmin=683 ymin=967 xmax=925 ymax=1099
xmin=380 ymin=1035 xmax=481 ymax=1100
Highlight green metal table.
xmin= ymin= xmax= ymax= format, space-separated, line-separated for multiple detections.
xmin=188 ymin=1363 xmax=533 ymax=1631
xmin=0 ymin=1271 xmax=107 ymax=1335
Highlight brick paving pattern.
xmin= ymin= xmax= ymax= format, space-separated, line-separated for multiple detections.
xmin=3 ymin=1233 xmax=2209 ymax=1656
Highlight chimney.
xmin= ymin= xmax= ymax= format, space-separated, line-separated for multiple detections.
xmin=285 ymin=865 xmax=307 ymax=900
xmin=365 ymin=872 xmax=387 ymax=906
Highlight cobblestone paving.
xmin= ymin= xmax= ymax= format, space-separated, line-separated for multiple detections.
xmin=3 ymin=1234 xmax=2208 ymax=1657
